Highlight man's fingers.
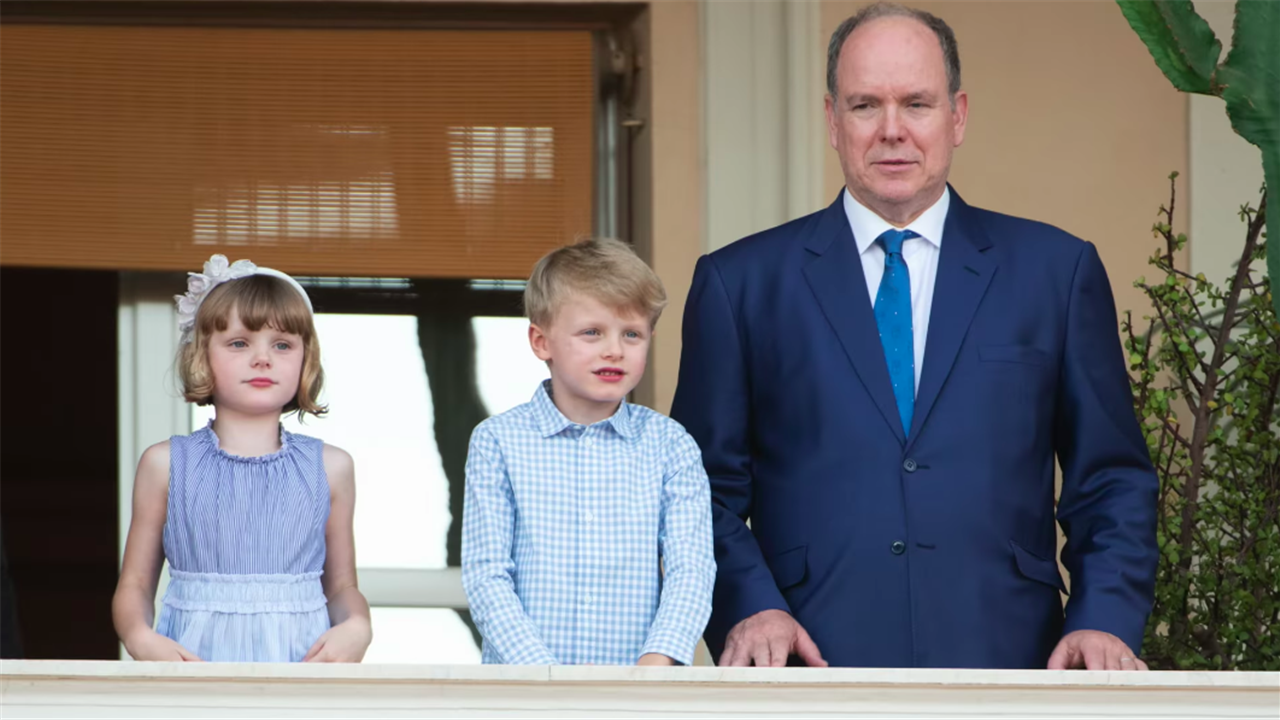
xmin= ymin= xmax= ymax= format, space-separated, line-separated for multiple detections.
xmin=794 ymin=627 xmax=828 ymax=668
xmin=1082 ymin=644 xmax=1107 ymax=671
xmin=720 ymin=637 xmax=746 ymax=667
xmin=1046 ymin=641 xmax=1074 ymax=670
xmin=1136 ymin=658 xmax=1150 ymax=671
xmin=748 ymin=639 xmax=772 ymax=668
xmin=767 ymin=635 xmax=790 ymax=667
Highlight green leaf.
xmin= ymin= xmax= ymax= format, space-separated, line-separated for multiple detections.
xmin=1116 ymin=0 xmax=1222 ymax=94
xmin=1212 ymin=0 xmax=1279 ymax=318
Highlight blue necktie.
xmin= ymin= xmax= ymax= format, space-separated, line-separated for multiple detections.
xmin=874 ymin=229 xmax=918 ymax=436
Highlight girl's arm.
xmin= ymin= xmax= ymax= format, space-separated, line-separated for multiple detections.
xmin=303 ymin=444 xmax=372 ymax=662
xmin=112 ymin=442 xmax=200 ymax=661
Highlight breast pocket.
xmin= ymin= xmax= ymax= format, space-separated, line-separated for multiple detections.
xmin=979 ymin=344 xmax=1049 ymax=366
xmin=975 ymin=344 xmax=1054 ymax=437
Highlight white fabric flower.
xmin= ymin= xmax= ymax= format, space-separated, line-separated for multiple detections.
xmin=174 ymin=254 xmax=259 ymax=343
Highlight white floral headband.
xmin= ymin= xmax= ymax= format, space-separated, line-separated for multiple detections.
xmin=175 ymin=254 xmax=314 ymax=344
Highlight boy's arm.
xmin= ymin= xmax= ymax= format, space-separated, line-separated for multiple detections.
xmin=461 ymin=424 xmax=559 ymax=665
xmin=639 ymin=428 xmax=717 ymax=665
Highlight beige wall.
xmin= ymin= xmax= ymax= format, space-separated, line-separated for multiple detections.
xmin=644 ymin=0 xmax=703 ymax=414
xmin=819 ymin=0 xmax=1188 ymax=330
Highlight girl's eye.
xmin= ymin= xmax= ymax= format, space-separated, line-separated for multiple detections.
xmin=230 ymin=340 xmax=248 ymax=348
xmin=583 ymin=329 xmax=599 ymax=336
xmin=274 ymin=342 xmax=292 ymax=351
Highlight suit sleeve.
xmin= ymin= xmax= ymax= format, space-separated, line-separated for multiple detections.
xmin=670 ymin=254 xmax=791 ymax=658
xmin=1054 ymin=242 xmax=1159 ymax=654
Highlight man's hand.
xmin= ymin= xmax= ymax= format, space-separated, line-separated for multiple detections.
xmin=1047 ymin=629 xmax=1148 ymax=670
xmin=719 ymin=609 xmax=828 ymax=667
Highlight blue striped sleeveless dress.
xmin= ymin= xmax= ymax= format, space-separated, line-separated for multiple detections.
xmin=157 ymin=422 xmax=331 ymax=662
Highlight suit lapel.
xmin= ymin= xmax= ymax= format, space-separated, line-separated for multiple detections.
xmin=802 ymin=195 xmax=907 ymax=445
xmin=907 ymin=190 xmax=997 ymax=448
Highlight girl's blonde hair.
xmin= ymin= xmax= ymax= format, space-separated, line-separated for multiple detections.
xmin=524 ymin=237 xmax=668 ymax=328
xmin=178 ymin=275 xmax=327 ymax=419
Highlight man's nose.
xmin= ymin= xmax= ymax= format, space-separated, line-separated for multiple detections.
xmin=880 ymin=106 xmax=906 ymax=142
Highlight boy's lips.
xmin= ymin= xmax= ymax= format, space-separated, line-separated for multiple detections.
xmin=593 ymin=368 xmax=626 ymax=383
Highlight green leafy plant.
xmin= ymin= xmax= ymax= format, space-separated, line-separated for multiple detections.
xmin=1117 ymin=0 xmax=1280 ymax=319
xmin=1123 ymin=173 xmax=1278 ymax=670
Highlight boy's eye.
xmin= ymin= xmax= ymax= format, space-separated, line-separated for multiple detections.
xmin=624 ymin=330 xmax=641 ymax=339
xmin=583 ymin=329 xmax=599 ymax=336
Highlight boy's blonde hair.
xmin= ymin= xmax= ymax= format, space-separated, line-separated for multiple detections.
xmin=178 ymin=275 xmax=327 ymax=419
xmin=524 ymin=237 xmax=668 ymax=328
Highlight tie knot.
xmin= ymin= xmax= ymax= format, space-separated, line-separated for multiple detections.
xmin=877 ymin=229 xmax=919 ymax=256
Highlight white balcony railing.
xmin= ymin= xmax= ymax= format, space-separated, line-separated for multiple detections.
xmin=2 ymin=660 xmax=1277 ymax=718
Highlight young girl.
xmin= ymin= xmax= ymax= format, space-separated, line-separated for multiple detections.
xmin=112 ymin=255 xmax=372 ymax=662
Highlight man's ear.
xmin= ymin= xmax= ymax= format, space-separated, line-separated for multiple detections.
xmin=528 ymin=322 xmax=553 ymax=362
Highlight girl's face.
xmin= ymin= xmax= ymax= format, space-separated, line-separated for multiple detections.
xmin=207 ymin=313 xmax=304 ymax=417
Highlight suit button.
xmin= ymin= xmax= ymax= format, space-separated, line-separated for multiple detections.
xmin=903 ymin=458 xmax=918 ymax=472
xmin=891 ymin=541 xmax=906 ymax=555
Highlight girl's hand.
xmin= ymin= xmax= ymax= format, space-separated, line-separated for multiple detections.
xmin=125 ymin=630 xmax=202 ymax=662
xmin=636 ymin=653 xmax=676 ymax=666
xmin=303 ymin=618 xmax=372 ymax=663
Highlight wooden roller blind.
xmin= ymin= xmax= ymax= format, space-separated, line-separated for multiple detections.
xmin=1 ymin=24 xmax=594 ymax=278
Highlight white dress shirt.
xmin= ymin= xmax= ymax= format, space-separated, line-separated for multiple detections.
xmin=842 ymin=186 xmax=950 ymax=394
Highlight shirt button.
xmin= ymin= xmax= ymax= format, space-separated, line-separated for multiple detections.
xmin=583 ymin=594 xmax=595 ymax=606
xmin=583 ymin=511 xmax=595 ymax=523
xmin=903 ymin=458 xmax=918 ymax=473
xmin=891 ymin=541 xmax=906 ymax=555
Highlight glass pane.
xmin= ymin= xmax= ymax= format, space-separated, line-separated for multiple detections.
xmin=363 ymin=607 xmax=481 ymax=664
xmin=191 ymin=312 xmax=549 ymax=570
xmin=473 ymin=316 xmax=550 ymax=415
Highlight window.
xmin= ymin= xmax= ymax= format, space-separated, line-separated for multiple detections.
xmin=191 ymin=296 xmax=549 ymax=662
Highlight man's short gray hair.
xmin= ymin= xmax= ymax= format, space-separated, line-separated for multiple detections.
xmin=826 ymin=2 xmax=962 ymax=102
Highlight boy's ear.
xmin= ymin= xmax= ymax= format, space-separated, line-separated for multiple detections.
xmin=528 ymin=322 xmax=553 ymax=362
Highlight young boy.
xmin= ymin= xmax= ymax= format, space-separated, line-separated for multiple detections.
xmin=461 ymin=237 xmax=715 ymax=666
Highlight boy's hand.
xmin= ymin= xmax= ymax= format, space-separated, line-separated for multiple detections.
xmin=304 ymin=617 xmax=373 ymax=663
xmin=124 ymin=630 xmax=202 ymax=662
xmin=636 ymin=653 xmax=676 ymax=666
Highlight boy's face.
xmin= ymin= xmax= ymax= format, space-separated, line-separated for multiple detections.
xmin=528 ymin=293 xmax=651 ymax=424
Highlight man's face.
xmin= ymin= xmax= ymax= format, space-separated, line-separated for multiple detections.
xmin=824 ymin=16 xmax=968 ymax=225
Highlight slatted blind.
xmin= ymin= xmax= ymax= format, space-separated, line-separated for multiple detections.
xmin=1 ymin=24 xmax=594 ymax=278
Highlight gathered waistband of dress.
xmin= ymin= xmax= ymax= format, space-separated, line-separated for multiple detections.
xmin=163 ymin=570 xmax=327 ymax=614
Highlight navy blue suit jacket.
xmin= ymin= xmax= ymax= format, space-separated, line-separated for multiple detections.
xmin=670 ymin=188 xmax=1158 ymax=668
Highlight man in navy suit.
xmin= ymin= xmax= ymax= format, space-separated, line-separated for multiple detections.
xmin=670 ymin=2 xmax=1158 ymax=670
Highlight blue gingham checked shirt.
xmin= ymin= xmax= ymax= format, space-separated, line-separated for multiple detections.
xmin=461 ymin=380 xmax=715 ymax=665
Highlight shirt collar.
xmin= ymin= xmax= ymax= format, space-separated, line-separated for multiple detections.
xmin=531 ymin=379 xmax=635 ymax=439
xmin=843 ymin=185 xmax=950 ymax=255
